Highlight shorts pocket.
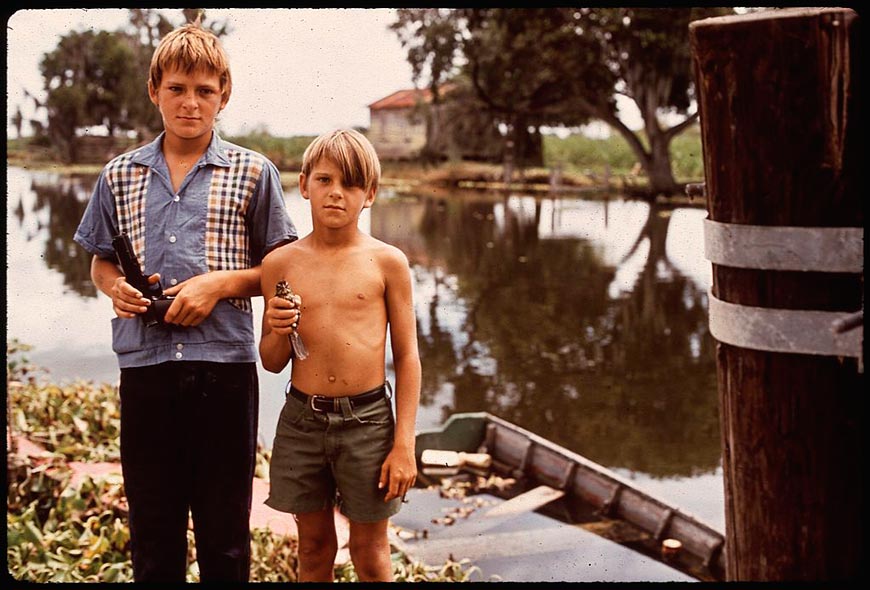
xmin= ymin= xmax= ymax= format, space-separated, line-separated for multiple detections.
xmin=349 ymin=396 xmax=393 ymax=425
xmin=277 ymin=394 xmax=309 ymax=427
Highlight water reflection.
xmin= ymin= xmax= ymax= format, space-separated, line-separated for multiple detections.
xmin=18 ymin=171 xmax=100 ymax=298
xmin=6 ymin=167 xmax=719 ymax=484
xmin=372 ymin=193 xmax=719 ymax=478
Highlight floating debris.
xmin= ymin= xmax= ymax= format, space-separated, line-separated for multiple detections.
xmin=422 ymin=472 xmax=518 ymax=527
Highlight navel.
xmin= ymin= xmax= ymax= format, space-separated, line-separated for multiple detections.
xmin=357 ymin=293 xmax=365 ymax=300
xmin=328 ymin=375 xmax=336 ymax=383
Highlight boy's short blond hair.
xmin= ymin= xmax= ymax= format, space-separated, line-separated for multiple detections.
xmin=149 ymin=23 xmax=232 ymax=103
xmin=301 ymin=129 xmax=381 ymax=194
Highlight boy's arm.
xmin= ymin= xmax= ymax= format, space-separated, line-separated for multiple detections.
xmin=379 ymin=248 xmax=422 ymax=501
xmin=161 ymin=267 xmax=261 ymax=327
xmin=157 ymin=157 xmax=295 ymax=328
xmin=258 ymin=251 xmax=296 ymax=373
xmin=78 ymin=170 xmax=154 ymax=320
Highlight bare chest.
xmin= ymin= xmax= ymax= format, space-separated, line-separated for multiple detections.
xmin=288 ymin=254 xmax=385 ymax=317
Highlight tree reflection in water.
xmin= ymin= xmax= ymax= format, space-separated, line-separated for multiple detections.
xmin=27 ymin=173 xmax=99 ymax=298
xmin=12 ymin=170 xmax=719 ymax=480
xmin=375 ymin=193 xmax=719 ymax=479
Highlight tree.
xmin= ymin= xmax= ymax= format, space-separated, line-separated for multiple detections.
xmin=39 ymin=30 xmax=135 ymax=161
xmin=393 ymin=7 xmax=731 ymax=196
xmin=389 ymin=10 xmax=503 ymax=165
xmin=580 ymin=8 xmax=731 ymax=195
xmin=37 ymin=9 xmax=230 ymax=162
xmin=10 ymin=106 xmax=24 ymax=139
xmin=392 ymin=9 xmax=575 ymax=176
xmin=410 ymin=79 xmax=504 ymax=163
xmin=460 ymin=9 xmax=612 ymax=178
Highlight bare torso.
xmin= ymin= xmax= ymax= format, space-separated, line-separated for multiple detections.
xmin=272 ymin=234 xmax=391 ymax=396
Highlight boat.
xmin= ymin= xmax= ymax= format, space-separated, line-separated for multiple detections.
xmin=395 ymin=412 xmax=726 ymax=582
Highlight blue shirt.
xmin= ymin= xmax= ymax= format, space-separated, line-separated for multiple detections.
xmin=74 ymin=131 xmax=297 ymax=368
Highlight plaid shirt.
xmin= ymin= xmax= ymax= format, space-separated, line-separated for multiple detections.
xmin=74 ymin=131 xmax=297 ymax=368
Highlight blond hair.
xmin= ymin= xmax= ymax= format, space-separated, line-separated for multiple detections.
xmin=149 ymin=23 xmax=232 ymax=103
xmin=301 ymin=129 xmax=381 ymax=194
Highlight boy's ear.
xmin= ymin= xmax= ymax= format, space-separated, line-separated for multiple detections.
xmin=363 ymin=186 xmax=377 ymax=209
xmin=298 ymin=173 xmax=310 ymax=200
xmin=147 ymin=80 xmax=159 ymax=106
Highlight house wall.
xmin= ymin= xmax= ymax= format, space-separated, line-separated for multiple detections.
xmin=368 ymin=108 xmax=427 ymax=160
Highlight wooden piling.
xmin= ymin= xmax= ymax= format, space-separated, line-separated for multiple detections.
xmin=690 ymin=8 xmax=862 ymax=581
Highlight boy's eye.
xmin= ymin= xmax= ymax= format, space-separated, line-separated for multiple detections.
xmin=199 ymin=88 xmax=216 ymax=96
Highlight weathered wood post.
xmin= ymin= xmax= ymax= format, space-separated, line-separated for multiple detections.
xmin=690 ymin=8 xmax=863 ymax=581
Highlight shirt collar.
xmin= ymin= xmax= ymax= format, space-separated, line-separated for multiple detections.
xmin=130 ymin=131 xmax=232 ymax=169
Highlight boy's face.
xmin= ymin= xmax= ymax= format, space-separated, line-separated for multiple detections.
xmin=299 ymin=157 xmax=376 ymax=230
xmin=148 ymin=66 xmax=228 ymax=144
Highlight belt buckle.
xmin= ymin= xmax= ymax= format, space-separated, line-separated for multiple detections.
xmin=309 ymin=395 xmax=338 ymax=413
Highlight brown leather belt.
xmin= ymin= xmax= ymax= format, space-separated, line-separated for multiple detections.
xmin=287 ymin=383 xmax=386 ymax=413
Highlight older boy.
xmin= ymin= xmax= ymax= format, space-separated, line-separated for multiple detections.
xmin=259 ymin=129 xmax=421 ymax=582
xmin=73 ymin=23 xmax=296 ymax=582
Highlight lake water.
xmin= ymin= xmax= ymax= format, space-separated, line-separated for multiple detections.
xmin=5 ymin=165 xmax=724 ymax=531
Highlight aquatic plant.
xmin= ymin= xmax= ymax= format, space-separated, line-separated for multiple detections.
xmin=6 ymin=343 xmax=479 ymax=582
xmin=7 ymin=463 xmax=131 ymax=582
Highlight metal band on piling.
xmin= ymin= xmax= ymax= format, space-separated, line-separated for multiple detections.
xmin=704 ymin=218 xmax=863 ymax=364
xmin=703 ymin=219 xmax=863 ymax=273
xmin=707 ymin=291 xmax=862 ymax=359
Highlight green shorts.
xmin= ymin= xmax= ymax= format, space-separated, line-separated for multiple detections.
xmin=265 ymin=383 xmax=402 ymax=523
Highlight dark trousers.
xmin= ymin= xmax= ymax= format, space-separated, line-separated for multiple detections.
xmin=119 ymin=361 xmax=258 ymax=582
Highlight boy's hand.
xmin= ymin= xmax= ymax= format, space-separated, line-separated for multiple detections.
xmin=110 ymin=273 xmax=159 ymax=318
xmin=379 ymin=445 xmax=417 ymax=502
xmin=162 ymin=273 xmax=223 ymax=327
xmin=265 ymin=293 xmax=303 ymax=336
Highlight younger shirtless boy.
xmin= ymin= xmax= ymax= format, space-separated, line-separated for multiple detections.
xmin=259 ymin=129 xmax=421 ymax=582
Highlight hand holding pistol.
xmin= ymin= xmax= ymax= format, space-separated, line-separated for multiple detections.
xmin=112 ymin=232 xmax=174 ymax=327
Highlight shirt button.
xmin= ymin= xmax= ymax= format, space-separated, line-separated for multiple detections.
xmin=176 ymin=343 xmax=184 ymax=350
xmin=170 ymin=278 xmax=178 ymax=286
xmin=175 ymin=351 xmax=183 ymax=359
xmin=173 ymin=195 xmax=180 ymax=202
xmin=169 ymin=235 xmax=177 ymax=243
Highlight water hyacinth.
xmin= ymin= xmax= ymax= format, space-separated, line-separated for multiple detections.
xmin=7 ymin=464 xmax=132 ymax=582
xmin=7 ymin=341 xmax=480 ymax=582
xmin=8 ymin=380 xmax=122 ymax=462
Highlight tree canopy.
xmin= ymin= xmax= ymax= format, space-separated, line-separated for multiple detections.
xmin=35 ymin=9 xmax=229 ymax=162
xmin=392 ymin=7 xmax=733 ymax=195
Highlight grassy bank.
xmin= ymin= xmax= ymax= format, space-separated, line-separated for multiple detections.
xmin=6 ymin=341 xmax=478 ymax=583
xmin=7 ymin=126 xmax=704 ymax=194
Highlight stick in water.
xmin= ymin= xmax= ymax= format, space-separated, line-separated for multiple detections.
xmin=275 ymin=280 xmax=309 ymax=360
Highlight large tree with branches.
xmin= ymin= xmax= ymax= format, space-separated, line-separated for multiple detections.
xmin=392 ymin=7 xmax=731 ymax=195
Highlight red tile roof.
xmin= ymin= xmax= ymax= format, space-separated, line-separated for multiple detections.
xmin=368 ymin=88 xmax=433 ymax=110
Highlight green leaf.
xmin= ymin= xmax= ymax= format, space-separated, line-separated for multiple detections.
xmin=23 ymin=520 xmax=44 ymax=545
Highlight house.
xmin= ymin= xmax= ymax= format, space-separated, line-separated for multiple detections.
xmin=367 ymin=88 xmax=433 ymax=160
xmin=368 ymin=86 xmax=502 ymax=162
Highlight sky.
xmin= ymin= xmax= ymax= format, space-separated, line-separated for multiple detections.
xmin=6 ymin=8 xmax=419 ymax=138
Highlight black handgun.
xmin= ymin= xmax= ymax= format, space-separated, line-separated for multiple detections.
xmin=112 ymin=232 xmax=174 ymax=327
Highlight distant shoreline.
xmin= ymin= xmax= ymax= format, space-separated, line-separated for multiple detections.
xmin=7 ymin=145 xmax=705 ymax=204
